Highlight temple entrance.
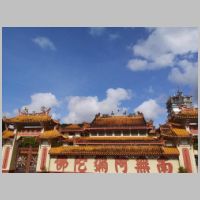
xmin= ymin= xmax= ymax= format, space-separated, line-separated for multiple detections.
xmin=15 ymin=137 xmax=39 ymax=173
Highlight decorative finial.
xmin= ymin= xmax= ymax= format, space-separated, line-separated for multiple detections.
xmin=24 ymin=107 xmax=28 ymax=114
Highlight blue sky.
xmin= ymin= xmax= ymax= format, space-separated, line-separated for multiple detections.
xmin=2 ymin=27 xmax=198 ymax=127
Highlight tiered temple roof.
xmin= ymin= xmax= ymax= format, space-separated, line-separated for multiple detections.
xmin=160 ymin=124 xmax=191 ymax=138
xmin=3 ymin=113 xmax=59 ymax=124
xmin=171 ymin=108 xmax=198 ymax=119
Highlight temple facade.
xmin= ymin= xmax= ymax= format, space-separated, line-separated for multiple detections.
xmin=2 ymin=91 xmax=198 ymax=173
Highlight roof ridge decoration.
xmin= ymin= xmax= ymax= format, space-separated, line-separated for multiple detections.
xmin=18 ymin=106 xmax=51 ymax=116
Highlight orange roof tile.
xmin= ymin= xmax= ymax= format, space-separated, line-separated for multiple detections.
xmin=66 ymin=124 xmax=81 ymax=129
xmin=91 ymin=115 xmax=146 ymax=127
xmin=3 ymin=130 xmax=14 ymax=139
xmin=39 ymin=130 xmax=62 ymax=139
xmin=4 ymin=114 xmax=56 ymax=123
xmin=171 ymin=128 xmax=190 ymax=137
xmin=176 ymin=108 xmax=198 ymax=119
xmin=160 ymin=125 xmax=191 ymax=138
xmin=82 ymin=123 xmax=90 ymax=128
xmin=49 ymin=145 xmax=179 ymax=157
xmin=162 ymin=147 xmax=180 ymax=155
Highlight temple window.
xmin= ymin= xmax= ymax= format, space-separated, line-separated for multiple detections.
xmin=131 ymin=131 xmax=138 ymax=136
xmin=180 ymin=139 xmax=189 ymax=145
xmin=115 ymin=131 xmax=121 ymax=136
xmin=139 ymin=130 xmax=147 ymax=136
xmin=165 ymin=141 xmax=173 ymax=147
xmin=99 ymin=132 xmax=105 ymax=136
xmin=106 ymin=132 xmax=113 ymax=136
xmin=42 ymin=140 xmax=49 ymax=145
xmin=123 ymin=131 xmax=130 ymax=136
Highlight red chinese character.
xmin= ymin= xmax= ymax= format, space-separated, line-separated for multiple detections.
xmin=94 ymin=159 xmax=108 ymax=173
xmin=115 ymin=159 xmax=128 ymax=173
xmin=135 ymin=159 xmax=150 ymax=173
xmin=74 ymin=158 xmax=87 ymax=173
xmin=55 ymin=159 xmax=68 ymax=172
xmin=157 ymin=160 xmax=173 ymax=173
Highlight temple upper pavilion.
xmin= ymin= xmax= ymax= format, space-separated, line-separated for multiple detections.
xmin=2 ymin=91 xmax=198 ymax=173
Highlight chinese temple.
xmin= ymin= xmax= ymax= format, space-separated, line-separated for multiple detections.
xmin=2 ymin=91 xmax=198 ymax=173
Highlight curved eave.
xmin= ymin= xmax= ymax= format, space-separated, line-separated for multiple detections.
xmin=2 ymin=130 xmax=15 ymax=139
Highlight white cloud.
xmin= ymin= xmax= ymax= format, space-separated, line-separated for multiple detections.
xmin=51 ymin=112 xmax=61 ymax=120
xmin=22 ymin=93 xmax=59 ymax=112
xmin=62 ymin=88 xmax=131 ymax=123
xmin=89 ymin=27 xmax=106 ymax=36
xmin=128 ymin=27 xmax=198 ymax=71
xmin=127 ymin=59 xmax=148 ymax=71
xmin=134 ymin=99 xmax=165 ymax=120
xmin=33 ymin=36 xmax=56 ymax=50
xmin=133 ymin=27 xmax=198 ymax=60
xmin=168 ymin=60 xmax=198 ymax=104
xmin=168 ymin=60 xmax=198 ymax=87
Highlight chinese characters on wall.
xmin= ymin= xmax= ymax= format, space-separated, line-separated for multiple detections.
xmin=51 ymin=158 xmax=175 ymax=173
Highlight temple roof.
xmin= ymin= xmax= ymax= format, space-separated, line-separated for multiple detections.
xmin=91 ymin=114 xmax=146 ymax=128
xmin=3 ymin=113 xmax=59 ymax=124
xmin=65 ymin=124 xmax=81 ymax=129
xmin=160 ymin=125 xmax=191 ymax=137
xmin=82 ymin=123 xmax=90 ymax=128
xmin=171 ymin=128 xmax=190 ymax=137
xmin=172 ymin=108 xmax=198 ymax=119
xmin=74 ymin=136 xmax=159 ymax=142
xmin=2 ymin=130 xmax=15 ymax=139
xmin=49 ymin=145 xmax=179 ymax=157
xmin=39 ymin=129 xmax=62 ymax=139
